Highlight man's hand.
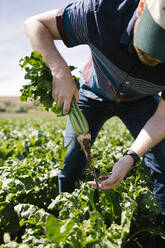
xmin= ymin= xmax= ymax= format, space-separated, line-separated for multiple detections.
xmin=24 ymin=9 xmax=79 ymax=115
xmin=88 ymin=156 xmax=134 ymax=190
xmin=52 ymin=66 xmax=79 ymax=115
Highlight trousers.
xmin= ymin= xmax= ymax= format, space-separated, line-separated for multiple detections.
xmin=58 ymin=92 xmax=165 ymax=227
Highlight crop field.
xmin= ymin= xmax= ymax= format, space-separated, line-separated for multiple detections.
xmin=0 ymin=115 xmax=164 ymax=248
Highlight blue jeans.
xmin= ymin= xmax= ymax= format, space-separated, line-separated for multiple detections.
xmin=58 ymin=93 xmax=165 ymax=227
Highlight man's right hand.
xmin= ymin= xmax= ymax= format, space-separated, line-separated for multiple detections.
xmin=52 ymin=67 xmax=79 ymax=115
xmin=24 ymin=9 xmax=79 ymax=115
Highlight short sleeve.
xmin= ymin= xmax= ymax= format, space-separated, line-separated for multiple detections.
xmin=56 ymin=1 xmax=89 ymax=47
xmin=161 ymin=91 xmax=165 ymax=100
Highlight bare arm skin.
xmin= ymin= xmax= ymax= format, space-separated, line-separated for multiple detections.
xmin=88 ymin=97 xmax=165 ymax=190
xmin=24 ymin=10 xmax=78 ymax=114
xmin=130 ymin=97 xmax=165 ymax=156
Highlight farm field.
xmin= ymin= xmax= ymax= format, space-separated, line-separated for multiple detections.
xmin=0 ymin=114 xmax=164 ymax=248
xmin=0 ymin=97 xmax=43 ymax=114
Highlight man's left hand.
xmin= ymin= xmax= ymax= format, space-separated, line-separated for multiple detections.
xmin=88 ymin=155 xmax=134 ymax=190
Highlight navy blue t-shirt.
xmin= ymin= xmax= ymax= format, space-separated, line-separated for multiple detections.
xmin=56 ymin=0 xmax=165 ymax=101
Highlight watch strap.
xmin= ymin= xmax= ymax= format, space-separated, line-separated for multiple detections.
xmin=123 ymin=149 xmax=141 ymax=166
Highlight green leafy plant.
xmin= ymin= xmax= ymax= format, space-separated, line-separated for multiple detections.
xmin=19 ymin=51 xmax=99 ymax=189
xmin=0 ymin=116 xmax=164 ymax=247
xmin=19 ymin=51 xmax=79 ymax=115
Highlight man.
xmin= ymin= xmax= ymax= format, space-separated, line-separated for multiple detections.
xmin=24 ymin=0 xmax=165 ymax=235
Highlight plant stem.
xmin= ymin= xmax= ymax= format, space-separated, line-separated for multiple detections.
xmin=77 ymin=133 xmax=100 ymax=191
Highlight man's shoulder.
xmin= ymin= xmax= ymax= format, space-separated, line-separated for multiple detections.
xmin=70 ymin=0 xmax=139 ymax=14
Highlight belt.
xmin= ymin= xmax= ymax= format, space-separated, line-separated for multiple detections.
xmin=110 ymin=83 xmax=140 ymax=101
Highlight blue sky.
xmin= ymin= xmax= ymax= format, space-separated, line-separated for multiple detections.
xmin=0 ymin=0 xmax=90 ymax=96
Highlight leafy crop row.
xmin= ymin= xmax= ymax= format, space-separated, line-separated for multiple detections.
xmin=0 ymin=116 xmax=164 ymax=248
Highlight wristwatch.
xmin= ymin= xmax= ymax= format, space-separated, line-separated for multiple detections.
xmin=123 ymin=149 xmax=141 ymax=166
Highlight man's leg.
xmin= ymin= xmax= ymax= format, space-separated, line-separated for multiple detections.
xmin=58 ymin=94 xmax=116 ymax=193
xmin=118 ymin=94 xmax=165 ymax=229
xmin=144 ymin=141 xmax=165 ymax=229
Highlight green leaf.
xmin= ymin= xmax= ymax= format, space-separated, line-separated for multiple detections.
xmin=31 ymin=51 xmax=43 ymax=60
xmin=20 ymin=95 xmax=28 ymax=102
xmin=46 ymin=214 xmax=75 ymax=243
xmin=51 ymin=104 xmax=64 ymax=116
xmin=19 ymin=51 xmax=80 ymax=117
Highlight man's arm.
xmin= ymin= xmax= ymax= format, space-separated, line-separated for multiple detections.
xmin=88 ymin=97 xmax=165 ymax=189
xmin=130 ymin=97 xmax=165 ymax=156
xmin=24 ymin=10 xmax=78 ymax=114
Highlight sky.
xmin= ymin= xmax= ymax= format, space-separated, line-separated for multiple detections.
xmin=0 ymin=0 xmax=90 ymax=96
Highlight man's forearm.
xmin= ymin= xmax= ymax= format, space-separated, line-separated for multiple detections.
xmin=24 ymin=12 xmax=79 ymax=114
xmin=130 ymin=100 xmax=165 ymax=157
